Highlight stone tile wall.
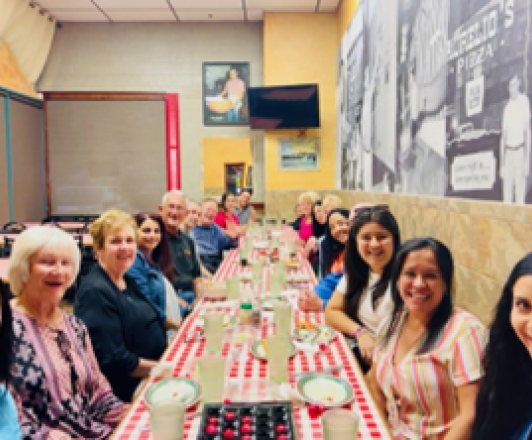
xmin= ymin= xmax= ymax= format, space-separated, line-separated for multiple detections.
xmin=265 ymin=190 xmax=532 ymax=325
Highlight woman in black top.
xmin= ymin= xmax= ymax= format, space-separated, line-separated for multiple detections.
xmin=75 ymin=210 xmax=167 ymax=402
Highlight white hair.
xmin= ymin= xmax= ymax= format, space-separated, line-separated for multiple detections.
xmin=186 ymin=198 xmax=200 ymax=209
xmin=7 ymin=226 xmax=81 ymax=296
xmin=161 ymin=190 xmax=186 ymax=206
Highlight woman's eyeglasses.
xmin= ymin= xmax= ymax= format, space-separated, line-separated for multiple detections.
xmin=353 ymin=204 xmax=389 ymax=216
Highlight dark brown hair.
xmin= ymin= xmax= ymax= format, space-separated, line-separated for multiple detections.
xmin=134 ymin=213 xmax=175 ymax=282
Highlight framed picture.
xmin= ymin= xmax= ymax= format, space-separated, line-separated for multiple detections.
xmin=278 ymin=137 xmax=320 ymax=171
xmin=203 ymin=62 xmax=250 ymax=126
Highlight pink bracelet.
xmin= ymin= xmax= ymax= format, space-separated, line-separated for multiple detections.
xmin=352 ymin=326 xmax=367 ymax=340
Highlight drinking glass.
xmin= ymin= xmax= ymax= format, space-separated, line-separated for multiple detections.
xmin=226 ymin=277 xmax=240 ymax=300
xmin=321 ymin=409 xmax=359 ymax=440
xmin=269 ymin=272 xmax=284 ymax=296
xmin=287 ymin=241 xmax=297 ymax=257
xmin=203 ymin=314 xmax=225 ymax=354
xmin=273 ymin=301 xmax=292 ymax=337
xmin=148 ymin=399 xmax=185 ymax=440
xmin=239 ymin=247 xmax=249 ymax=267
xmin=198 ymin=355 xmax=227 ymax=403
xmin=265 ymin=335 xmax=291 ymax=385
xmin=251 ymin=261 xmax=263 ymax=292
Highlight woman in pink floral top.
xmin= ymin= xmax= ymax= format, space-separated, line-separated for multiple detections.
xmin=7 ymin=227 xmax=126 ymax=439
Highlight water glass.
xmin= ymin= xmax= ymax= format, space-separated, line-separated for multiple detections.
xmin=239 ymin=247 xmax=249 ymax=267
xmin=149 ymin=399 xmax=185 ymax=440
xmin=203 ymin=314 xmax=224 ymax=354
xmin=287 ymin=241 xmax=297 ymax=256
xmin=251 ymin=261 xmax=263 ymax=290
xmin=198 ymin=355 xmax=227 ymax=403
xmin=269 ymin=274 xmax=284 ymax=296
xmin=321 ymin=409 xmax=359 ymax=440
xmin=226 ymin=277 xmax=240 ymax=300
xmin=265 ymin=335 xmax=291 ymax=384
xmin=273 ymin=302 xmax=292 ymax=337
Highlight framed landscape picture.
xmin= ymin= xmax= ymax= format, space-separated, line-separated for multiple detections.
xmin=203 ymin=62 xmax=250 ymax=126
xmin=278 ymin=137 xmax=320 ymax=171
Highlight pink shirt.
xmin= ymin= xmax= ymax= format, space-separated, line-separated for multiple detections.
xmin=214 ymin=211 xmax=240 ymax=230
xmin=298 ymin=217 xmax=313 ymax=242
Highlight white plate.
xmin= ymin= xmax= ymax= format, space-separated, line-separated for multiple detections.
xmin=296 ymin=374 xmax=353 ymax=407
xmin=145 ymin=378 xmax=201 ymax=409
xmin=293 ymin=324 xmax=335 ymax=343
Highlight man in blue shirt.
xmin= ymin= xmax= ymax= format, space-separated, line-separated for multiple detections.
xmin=190 ymin=198 xmax=238 ymax=273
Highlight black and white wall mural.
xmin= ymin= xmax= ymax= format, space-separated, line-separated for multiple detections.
xmin=337 ymin=0 xmax=532 ymax=204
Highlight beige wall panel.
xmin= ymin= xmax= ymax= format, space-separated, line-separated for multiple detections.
xmin=38 ymin=23 xmax=264 ymax=202
xmin=47 ymin=100 xmax=166 ymax=214
xmin=10 ymin=100 xmax=44 ymax=222
xmin=0 ymin=97 xmax=9 ymax=225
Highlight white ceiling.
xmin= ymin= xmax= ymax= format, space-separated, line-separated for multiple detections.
xmin=33 ymin=0 xmax=342 ymax=22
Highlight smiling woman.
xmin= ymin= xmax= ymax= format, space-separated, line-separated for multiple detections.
xmin=367 ymin=238 xmax=487 ymax=440
xmin=6 ymin=226 xmax=126 ymax=439
xmin=324 ymin=207 xmax=401 ymax=372
xmin=75 ymin=210 xmax=167 ymax=402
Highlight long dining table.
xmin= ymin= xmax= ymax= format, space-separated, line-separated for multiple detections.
xmin=112 ymin=228 xmax=391 ymax=439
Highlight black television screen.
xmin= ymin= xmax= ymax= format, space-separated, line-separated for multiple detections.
xmin=247 ymin=84 xmax=320 ymax=130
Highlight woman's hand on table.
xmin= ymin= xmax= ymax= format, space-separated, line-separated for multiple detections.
xmin=357 ymin=332 xmax=375 ymax=364
xmin=298 ymin=290 xmax=323 ymax=312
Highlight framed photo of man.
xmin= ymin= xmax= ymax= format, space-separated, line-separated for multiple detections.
xmin=203 ymin=62 xmax=250 ymax=126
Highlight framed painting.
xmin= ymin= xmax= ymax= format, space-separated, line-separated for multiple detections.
xmin=203 ymin=62 xmax=250 ymax=126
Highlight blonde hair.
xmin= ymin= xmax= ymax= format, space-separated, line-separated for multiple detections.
xmin=90 ymin=209 xmax=138 ymax=250
xmin=298 ymin=191 xmax=319 ymax=205
xmin=7 ymin=226 xmax=81 ymax=296
xmin=322 ymin=194 xmax=343 ymax=211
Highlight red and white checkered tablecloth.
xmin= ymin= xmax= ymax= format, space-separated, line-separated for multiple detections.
xmin=112 ymin=230 xmax=390 ymax=439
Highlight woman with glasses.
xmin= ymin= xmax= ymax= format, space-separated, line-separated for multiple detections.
xmin=299 ymin=208 xmax=350 ymax=312
xmin=127 ymin=213 xmax=184 ymax=334
xmin=367 ymin=238 xmax=486 ymax=439
xmin=472 ymin=253 xmax=532 ymax=440
xmin=325 ymin=205 xmax=400 ymax=371
xmin=6 ymin=227 xmax=126 ymax=439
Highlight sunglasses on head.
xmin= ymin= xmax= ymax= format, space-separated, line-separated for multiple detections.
xmin=353 ymin=204 xmax=389 ymax=216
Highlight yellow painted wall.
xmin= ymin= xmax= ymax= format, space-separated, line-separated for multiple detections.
xmin=263 ymin=13 xmax=337 ymax=190
xmin=0 ymin=41 xmax=38 ymax=97
xmin=201 ymin=137 xmax=252 ymax=190
xmin=338 ymin=0 xmax=360 ymax=42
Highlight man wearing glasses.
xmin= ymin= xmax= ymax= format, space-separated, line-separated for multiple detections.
xmin=159 ymin=190 xmax=201 ymax=314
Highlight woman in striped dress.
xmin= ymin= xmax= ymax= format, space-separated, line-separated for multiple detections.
xmin=367 ymin=238 xmax=487 ymax=439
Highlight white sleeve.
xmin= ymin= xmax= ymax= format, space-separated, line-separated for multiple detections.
xmin=336 ymin=275 xmax=347 ymax=295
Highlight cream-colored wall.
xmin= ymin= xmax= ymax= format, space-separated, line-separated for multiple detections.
xmin=38 ymin=23 xmax=264 ymax=202
xmin=263 ymin=13 xmax=337 ymax=190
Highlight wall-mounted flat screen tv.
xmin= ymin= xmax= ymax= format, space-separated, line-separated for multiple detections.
xmin=247 ymin=84 xmax=320 ymax=130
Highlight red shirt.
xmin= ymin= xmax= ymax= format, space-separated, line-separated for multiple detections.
xmin=214 ymin=211 xmax=240 ymax=230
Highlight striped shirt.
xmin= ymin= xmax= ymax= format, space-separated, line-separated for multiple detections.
xmin=374 ymin=308 xmax=487 ymax=439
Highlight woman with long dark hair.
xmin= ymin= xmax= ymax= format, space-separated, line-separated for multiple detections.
xmin=128 ymin=213 xmax=183 ymax=331
xmin=367 ymin=238 xmax=487 ymax=439
xmin=325 ymin=206 xmax=400 ymax=370
xmin=0 ymin=281 xmax=20 ymax=438
xmin=472 ymin=253 xmax=532 ymax=440
xmin=299 ymin=209 xmax=350 ymax=312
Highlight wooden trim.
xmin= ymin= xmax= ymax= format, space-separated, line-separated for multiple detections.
xmin=43 ymin=92 xmax=166 ymax=101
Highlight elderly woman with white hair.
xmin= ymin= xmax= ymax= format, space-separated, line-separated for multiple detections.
xmin=7 ymin=226 xmax=126 ymax=439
